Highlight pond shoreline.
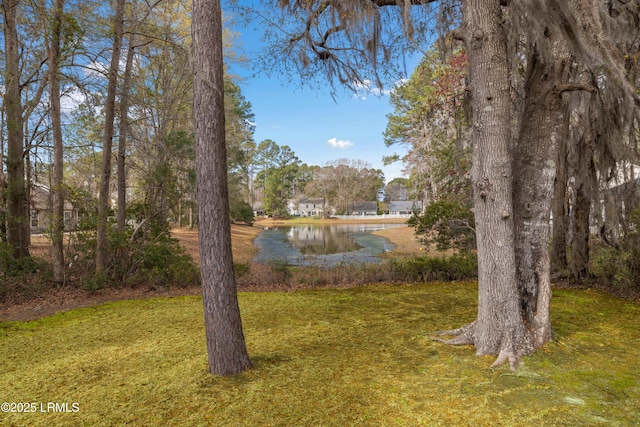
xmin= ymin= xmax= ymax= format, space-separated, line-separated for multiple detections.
xmin=253 ymin=222 xmax=404 ymax=267
xmin=253 ymin=217 xmax=424 ymax=256
xmin=255 ymin=216 xmax=410 ymax=226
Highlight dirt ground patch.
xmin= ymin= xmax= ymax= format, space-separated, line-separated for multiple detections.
xmin=171 ymin=223 xmax=263 ymax=265
xmin=372 ymin=226 xmax=423 ymax=255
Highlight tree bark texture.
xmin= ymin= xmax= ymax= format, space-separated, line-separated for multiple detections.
xmin=3 ymin=0 xmax=30 ymax=258
xmin=512 ymin=46 xmax=571 ymax=349
xmin=48 ymin=0 xmax=66 ymax=283
xmin=444 ymin=0 xmax=533 ymax=369
xmin=571 ymin=161 xmax=593 ymax=279
xmin=568 ymin=84 xmax=596 ymax=280
xmin=95 ymin=0 xmax=125 ymax=274
xmin=192 ymin=0 xmax=252 ymax=376
xmin=551 ymin=122 xmax=569 ymax=274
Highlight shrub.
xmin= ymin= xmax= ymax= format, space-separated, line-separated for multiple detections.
xmin=233 ymin=262 xmax=250 ymax=278
xmin=129 ymin=239 xmax=200 ymax=288
xmin=590 ymin=241 xmax=640 ymax=293
xmin=0 ymin=242 xmax=49 ymax=303
xmin=0 ymin=242 xmax=45 ymax=276
xmin=82 ymin=272 xmax=110 ymax=292
xmin=408 ymin=200 xmax=476 ymax=252
xmin=268 ymin=261 xmax=292 ymax=283
xmin=230 ymin=200 xmax=254 ymax=226
xmin=588 ymin=207 xmax=640 ymax=294
xmin=235 ymin=252 xmax=478 ymax=290
xmin=68 ymin=218 xmax=199 ymax=290
xmin=388 ymin=252 xmax=478 ymax=283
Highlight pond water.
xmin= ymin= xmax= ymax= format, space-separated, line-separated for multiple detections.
xmin=253 ymin=223 xmax=404 ymax=267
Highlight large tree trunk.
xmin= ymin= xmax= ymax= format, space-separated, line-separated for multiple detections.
xmin=192 ymin=0 xmax=252 ymax=375
xmin=571 ymin=164 xmax=593 ymax=279
xmin=512 ymin=45 xmax=571 ymax=349
xmin=438 ymin=0 xmax=532 ymax=370
xmin=3 ymin=0 xmax=30 ymax=259
xmin=48 ymin=0 xmax=66 ymax=284
xmin=568 ymin=79 xmax=597 ymax=280
xmin=95 ymin=0 xmax=125 ymax=274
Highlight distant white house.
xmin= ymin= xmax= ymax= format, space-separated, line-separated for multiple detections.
xmin=297 ymin=198 xmax=326 ymax=217
xmin=351 ymin=201 xmax=378 ymax=216
xmin=252 ymin=202 xmax=266 ymax=217
xmin=389 ymin=200 xmax=423 ymax=216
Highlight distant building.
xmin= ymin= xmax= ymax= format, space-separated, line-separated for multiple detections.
xmin=30 ymin=184 xmax=78 ymax=234
xmin=351 ymin=201 xmax=378 ymax=216
xmin=252 ymin=202 xmax=266 ymax=217
xmin=389 ymin=200 xmax=423 ymax=216
xmin=297 ymin=198 xmax=326 ymax=217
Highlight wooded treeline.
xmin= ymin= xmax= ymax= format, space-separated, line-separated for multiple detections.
xmin=0 ymin=0 xmax=390 ymax=285
xmin=0 ymin=0 xmax=212 ymax=282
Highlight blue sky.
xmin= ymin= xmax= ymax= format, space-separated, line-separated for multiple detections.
xmin=226 ymin=9 xmax=422 ymax=184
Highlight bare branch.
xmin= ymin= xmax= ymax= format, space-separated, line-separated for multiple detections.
xmin=448 ymin=28 xmax=465 ymax=42
xmin=555 ymin=82 xmax=596 ymax=94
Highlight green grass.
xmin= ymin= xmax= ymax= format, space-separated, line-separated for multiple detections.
xmin=1 ymin=282 xmax=639 ymax=426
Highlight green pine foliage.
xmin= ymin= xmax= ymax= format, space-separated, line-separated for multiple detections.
xmin=408 ymin=200 xmax=476 ymax=252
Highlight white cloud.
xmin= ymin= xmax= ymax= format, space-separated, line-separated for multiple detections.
xmin=61 ymin=88 xmax=85 ymax=114
xmin=327 ymin=137 xmax=354 ymax=149
xmin=352 ymin=79 xmax=391 ymax=100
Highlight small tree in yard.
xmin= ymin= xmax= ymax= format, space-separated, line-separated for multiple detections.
xmin=408 ymin=200 xmax=475 ymax=252
xmin=192 ymin=0 xmax=252 ymax=375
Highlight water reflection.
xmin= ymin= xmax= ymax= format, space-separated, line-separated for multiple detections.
xmin=253 ymin=223 xmax=403 ymax=267
xmin=288 ymin=225 xmax=361 ymax=255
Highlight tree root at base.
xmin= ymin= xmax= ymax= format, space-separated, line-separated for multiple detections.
xmin=489 ymin=348 xmax=520 ymax=371
xmin=431 ymin=321 xmax=523 ymax=372
xmin=432 ymin=322 xmax=475 ymax=346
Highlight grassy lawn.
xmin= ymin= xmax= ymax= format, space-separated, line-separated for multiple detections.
xmin=1 ymin=282 xmax=639 ymax=426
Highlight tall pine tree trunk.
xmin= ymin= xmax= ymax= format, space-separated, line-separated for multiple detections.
xmin=48 ymin=0 xmax=66 ymax=284
xmin=117 ymin=28 xmax=137 ymax=232
xmin=192 ymin=0 xmax=252 ymax=375
xmin=3 ymin=0 xmax=30 ymax=259
xmin=95 ymin=0 xmax=125 ymax=274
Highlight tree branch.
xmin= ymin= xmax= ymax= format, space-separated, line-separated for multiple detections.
xmin=555 ymin=82 xmax=596 ymax=94
xmin=449 ymin=28 xmax=465 ymax=42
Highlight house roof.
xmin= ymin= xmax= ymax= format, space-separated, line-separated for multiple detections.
xmin=298 ymin=198 xmax=325 ymax=205
xmin=352 ymin=201 xmax=377 ymax=212
xmin=30 ymin=184 xmax=75 ymax=211
xmin=389 ymin=200 xmax=422 ymax=212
